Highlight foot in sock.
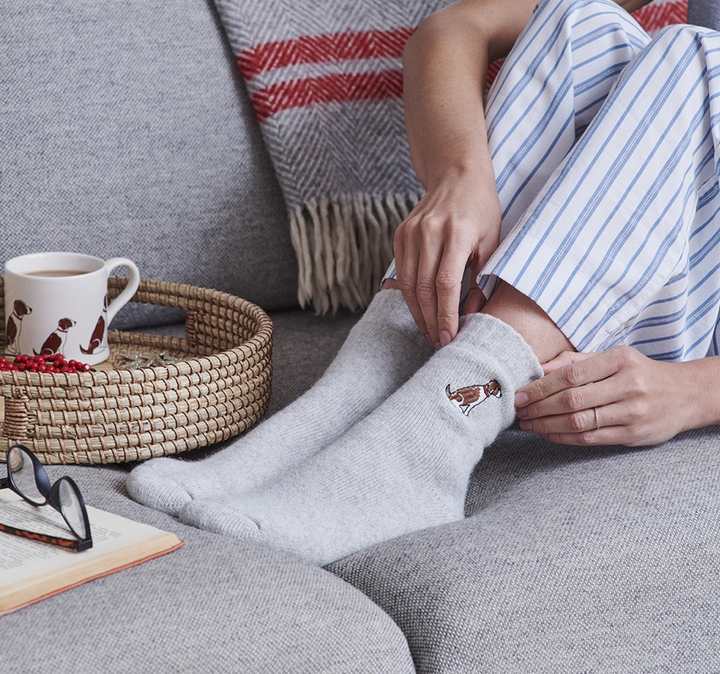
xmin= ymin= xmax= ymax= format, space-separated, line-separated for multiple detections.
xmin=178 ymin=313 xmax=543 ymax=565
xmin=126 ymin=289 xmax=432 ymax=516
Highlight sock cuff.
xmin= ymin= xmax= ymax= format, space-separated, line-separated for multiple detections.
xmin=454 ymin=312 xmax=544 ymax=390
xmin=361 ymin=289 xmax=430 ymax=349
xmin=363 ymin=288 xmax=411 ymax=323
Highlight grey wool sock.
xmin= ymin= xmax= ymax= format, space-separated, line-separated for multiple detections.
xmin=177 ymin=313 xmax=544 ymax=565
xmin=126 ymin=289 xmax=432 ymax=515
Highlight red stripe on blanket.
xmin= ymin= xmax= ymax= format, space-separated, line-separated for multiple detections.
xmin=252 ymin=69 xmax=404 ymax=121
xmin=243 ymin=0 xmax=688 ymax=121
xmin=486 ymin=60 xmax=504 ymax=89
xmin=632 ymin=0 xmax=687 ymax=33
xmin=238 ymin=27 xmax=414 ymax=80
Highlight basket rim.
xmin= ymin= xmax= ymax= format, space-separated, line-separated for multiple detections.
xmin=0 ymin=277 xmax=274 ymax=388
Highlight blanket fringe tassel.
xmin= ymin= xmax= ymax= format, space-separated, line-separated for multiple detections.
xmin=289 ymin=191 xmax=422 ymax=314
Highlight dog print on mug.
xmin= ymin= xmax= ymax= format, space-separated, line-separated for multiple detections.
xmin=80 ymin=295 xmax=108 ymax=356
xmin=34 ymin=318 xmax=76 ymax=356
xmin=5 ymin=299 xmax=33 ymax=355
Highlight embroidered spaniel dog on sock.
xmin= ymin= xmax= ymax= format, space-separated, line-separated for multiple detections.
xmin=445 ymin=380 xmax=501 ymax=416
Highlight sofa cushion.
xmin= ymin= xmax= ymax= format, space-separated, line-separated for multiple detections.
xmin=0 ymin=0 xmax=299 ymax=328
xmin=3 ymin=464 xmax=415 ymax=674
xmin=4 ymin=308 xmax=418 ymax=674
xmin=330 ymin=426 xmax=720 ymax=672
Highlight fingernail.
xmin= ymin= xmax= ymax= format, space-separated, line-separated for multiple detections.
xmin=515 ymin=406 xmax=527 ymax=419
xmin=518 ymin=420 xmax=532 ymax=431
xmin=434 ymin=342 xmax=441 ymax=351
xmin=514 ymin=392 xmax=529 ymax=406
xmin=440 ymin=330 xmax=452 ymax=347
xmin=424 ymin=334 xmax=434 ymax=348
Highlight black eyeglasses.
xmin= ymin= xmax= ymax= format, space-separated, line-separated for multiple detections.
xmin=0 ymin=444 xmax=93 ymax=552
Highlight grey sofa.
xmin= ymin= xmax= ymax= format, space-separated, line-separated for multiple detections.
xmin=3 ymin=1 xmax=720 ymax=672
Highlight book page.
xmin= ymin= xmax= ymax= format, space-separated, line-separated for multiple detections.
xmin=0 ymin=490 xmax=179 ymax=588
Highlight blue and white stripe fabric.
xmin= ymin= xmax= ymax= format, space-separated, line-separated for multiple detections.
xmin=385 ymin=0 xmax=720 ymax=361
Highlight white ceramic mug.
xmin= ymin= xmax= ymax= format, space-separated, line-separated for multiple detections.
xmin=4 ymin=252 xmax=140 ymax=366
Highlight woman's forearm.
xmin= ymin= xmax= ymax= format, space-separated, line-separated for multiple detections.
xmin=394 ymin=0 xmax=541 ymax=345
xmin=395 ymin=0 xmax=657 ymax=348
xmin=402 ymin=0 xmax=537 ymax=190
xmin=402 ymin=0 xmax=655 ymax=190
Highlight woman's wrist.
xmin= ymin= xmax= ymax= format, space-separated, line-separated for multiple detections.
xmin=424 ymin=154 xmax=493 ymax=193
xmin=677 ymin=356 xmax=720 ymax=432
xmin=420 ymin=167 xmax=502 ymax=233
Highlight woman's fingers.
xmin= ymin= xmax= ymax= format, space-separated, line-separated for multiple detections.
xmin=519 ymin=394 xmax=655 ymax=447
xmin=518 ymin=398 xmax=626 ymax=435
xmin=515 ymin=348 xmax=624 ymax=412
xmin=515 ymin=348 xmax=630 ymax=446
xmin=536 ymin=424 xmax=639 ymax=447
xmin=414 ymin=230 xmax=446 ymax=348
xmin=394 ymin=218 xmax=430 ymax=340
xmin=516 ymin=373 xmax=621 ymax=422
xmin=395 ymin=215 xmax=474 ymax=348
xmin=541 ymin=350 xmax=591 ymax=375
xmin=516 ymin=346 xmax=690 ymax=447
xmin=392 ymin=176 xmax=503 ymax=346
xmin=434 ymin=240 xmax=472 ymax=346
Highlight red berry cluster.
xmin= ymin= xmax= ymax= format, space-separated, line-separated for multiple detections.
xmin=0 ymin=354 xmax=91 ymax=373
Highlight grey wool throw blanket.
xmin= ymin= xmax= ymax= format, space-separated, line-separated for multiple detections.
xmin=212 ymin=0 xmax=688 ymax=313
xmin=212 ymin=0 xmax=452 ymax=313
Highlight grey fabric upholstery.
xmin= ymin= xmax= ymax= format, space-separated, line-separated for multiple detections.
xmin=5 ymin=309 xmax=418 ymax=674
xmin=0 ymin=0 xmax=299 ymax=326
xmin=689 ymin=0 xmax=720 ymax=30
xmin=5 ymin=466 xmax=414 ymax=674
xmin=330 ymin=426 xmax=720 ymax=672
xmin=6 ymin=306 xmax=720 ymax=673
xmin=5 ymin=1 xmax=720 ymax=672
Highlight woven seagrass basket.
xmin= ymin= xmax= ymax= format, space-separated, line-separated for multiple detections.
xmin=0 ymin=277 xmax=273 ymax=465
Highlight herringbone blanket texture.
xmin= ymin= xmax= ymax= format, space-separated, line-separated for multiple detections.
xmin=213 ymin=0 xmax=687 ymax=313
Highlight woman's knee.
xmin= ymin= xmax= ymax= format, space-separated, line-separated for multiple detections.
xmin=518 ymin=0 xmax=647 ymax=65
xmin=532 ymin=0 xmax=630 ymax=26
xmin=644 ymin=22 xmax=716 ymax=57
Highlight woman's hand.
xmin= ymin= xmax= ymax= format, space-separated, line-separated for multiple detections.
xmin=395 ymin=0 xmax=534 ymax=349
xmin=393 ymin=171 xmax=501 ymax=349
xmin=514 ymin=346 xmax=703 ymax=447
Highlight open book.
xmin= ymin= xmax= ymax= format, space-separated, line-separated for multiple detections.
xmin=0 ymin=490 xmax=184 ymax=616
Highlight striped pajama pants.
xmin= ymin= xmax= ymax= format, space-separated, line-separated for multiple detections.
xmin=385 ymin=0 xmax=720 ymax=361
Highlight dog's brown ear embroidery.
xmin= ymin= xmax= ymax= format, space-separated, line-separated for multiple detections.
xmin=446 ymin=380 xmax=501 ymax=416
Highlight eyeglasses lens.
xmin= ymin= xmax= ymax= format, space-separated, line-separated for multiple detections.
xmin=58 ymin=478 xmax=87 ymax=539
xmin=8 ymin=446 xmax=45 ymax=504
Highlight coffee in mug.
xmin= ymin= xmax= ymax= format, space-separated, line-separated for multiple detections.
xmin=4 ymin=252 xmax=141 ymax=366
xmin=24 ymin=270 xmax=92 ymax=278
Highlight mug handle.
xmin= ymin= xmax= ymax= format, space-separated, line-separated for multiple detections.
xmin=103 ymin=258 xmax=141 ymax=324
